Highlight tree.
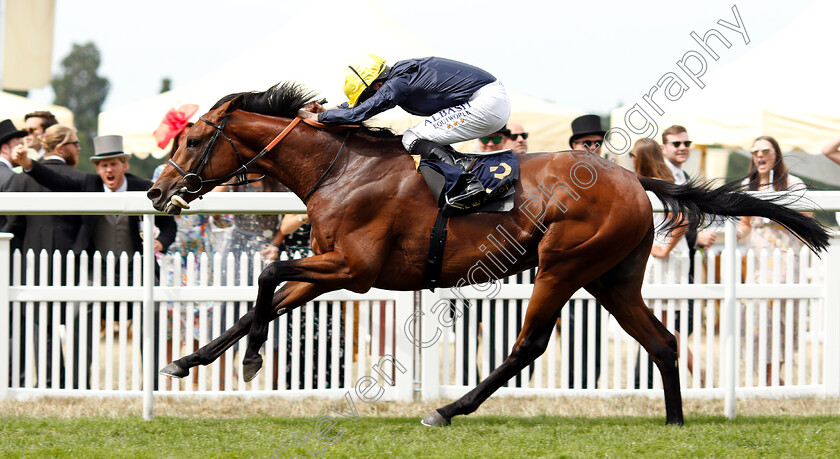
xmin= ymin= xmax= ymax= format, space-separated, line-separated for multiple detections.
xmin=51 ymin=42 xmax=110 ymax=173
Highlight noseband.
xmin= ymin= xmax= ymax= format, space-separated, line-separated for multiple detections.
xmin=168 ymin=115 xmax=303 ymax=194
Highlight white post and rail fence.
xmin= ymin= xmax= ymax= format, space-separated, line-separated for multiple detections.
xmin=0 ymin=191 xmax=838 ymax=421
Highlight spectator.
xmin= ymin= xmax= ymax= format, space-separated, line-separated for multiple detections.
xmin=821 ymin=135 xmax=840 ymax=226
xmin=506 ymin=121 xmax=528 ymax=154
xmin=3 ymin=125 xmax=87 ymax=256
xmin=3 ymin=124 xmax=91 ymax=389
xmin=13 ymin=135 xmax=176 ymax=261
xmin=0 ymin=119 xmax=26 ymax=385
xmin=0 ymin=119 xmax=28 ymax=229
xmin=633 ymin=139 xmax=689 ymax=258
xmin=477 ymin=127 xmax=511 ymax=153
xmin=736 ymin=135 xmax=806 ymax=386
xmin=657 ymin=125 xmax=712 ymax=362
xmin=660 ymin=125 xmax=718 ymax=254
xmin=631 ymin=138 xmax=700 ymax=387
xmin=23 ymin=110 xmax=59 ymax=159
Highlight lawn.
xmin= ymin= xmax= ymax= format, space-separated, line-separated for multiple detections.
xmin=2 ymin=414 xmax=839 ymax=458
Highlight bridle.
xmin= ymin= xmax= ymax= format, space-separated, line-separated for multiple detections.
xmin=168 ymin=115 xmax=302 ymax=194
xmin=167 ymin=114 xmax=351 ymax=204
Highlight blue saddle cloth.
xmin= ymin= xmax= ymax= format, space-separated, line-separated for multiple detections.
xmin=419 ymin=150 xmax=519 ymax=207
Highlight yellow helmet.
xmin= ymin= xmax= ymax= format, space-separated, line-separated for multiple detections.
xmin=343 ymin=54 xmax=390 ymax=107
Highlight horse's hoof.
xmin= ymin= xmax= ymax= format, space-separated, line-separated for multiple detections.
xmin=420 ymin=410 xmax=451 ymax=427
xmin=159 ymin=362 xmax=189 ymax=379
xmin=242 ymin=362 xmax=263 ymax=383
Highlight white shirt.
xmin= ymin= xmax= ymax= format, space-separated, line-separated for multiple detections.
xmin=0 ymin=157 xmax=14 ymax=170
xmin=665 ymin=158 xmax=687 ymax=185
xmin=103 ymin=178 xmax=128 ymax=193
xmin=42 ymin=155 xmax=66 ymax=164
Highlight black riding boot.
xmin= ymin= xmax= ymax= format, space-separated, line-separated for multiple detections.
xmin=409 ymin=139 xmax=485 ymax=208
xmin=409 ymin=139 xmax=462 ymax=168
xmin=445 ymin=174 xmax=485 ymax=209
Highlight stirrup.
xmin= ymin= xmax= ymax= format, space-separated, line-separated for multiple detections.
xmin=444 ymin=178 xmax=485 ymax=209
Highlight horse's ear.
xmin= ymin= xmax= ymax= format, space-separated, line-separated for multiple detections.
xmin=227 ymin=95 xmax=245 ymax=112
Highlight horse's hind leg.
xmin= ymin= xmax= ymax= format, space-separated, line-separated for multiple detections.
xmin=423 ymin=279 xmax=574 ymax=426
xmin=585 ymin=229 xmax=684 ymax=425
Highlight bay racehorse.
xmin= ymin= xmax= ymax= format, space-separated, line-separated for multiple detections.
xmin=147 ymin=82 xmax=828 ymax=426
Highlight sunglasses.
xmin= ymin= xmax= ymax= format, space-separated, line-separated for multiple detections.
xmin=25 ymin=128 xmax=39 ymax=134
xmin=575 ymin=140 xmax=602 ymax=149
xmin=479 ymin=135 xmax=506 ymax=145
xmin=62 ymin=141 xmax=81 ymax=147
xmin=750 ymin=147 xmax=773 ymax=156
xmin=669 ymin=141 xmax=692 ymax=148
xmin=510 ymin=132 xmax=529 ymax=140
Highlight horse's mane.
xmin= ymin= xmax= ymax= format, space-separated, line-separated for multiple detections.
xmin=212 ymin=81 xmax=399 ymax=140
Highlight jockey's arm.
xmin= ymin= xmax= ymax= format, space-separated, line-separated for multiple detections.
xmin=317 ymin=82 xmax=400 ymax=125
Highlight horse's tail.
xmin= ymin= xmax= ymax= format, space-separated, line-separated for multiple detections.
xmin=637 ymin=175 xmax=830 ymax=254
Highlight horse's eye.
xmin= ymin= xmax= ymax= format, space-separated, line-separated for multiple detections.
xmin=186 ymin=138 xmax=199 ymax=149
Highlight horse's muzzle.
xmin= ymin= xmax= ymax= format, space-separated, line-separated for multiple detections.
xmin=147 ymin=186 xmax=187 ymax=215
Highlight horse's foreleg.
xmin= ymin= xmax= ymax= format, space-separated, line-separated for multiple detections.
xmin=160 ymin=280 xmax=319 ymax=379
xmin=242 ymin=252 xmax=357 ymax=382
xmin=424 ymin=280 xmax=573 ymax=426
xmin=161 ymin=308 xmax=255 ymax=378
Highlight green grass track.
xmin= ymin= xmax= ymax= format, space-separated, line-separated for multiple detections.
xmin=2 ymin=415 xmax=839 ymax=458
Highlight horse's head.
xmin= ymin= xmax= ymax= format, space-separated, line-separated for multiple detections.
xmin=149 ymin=82 xmax=326 ymax=214
xmin=148 ymin=97 xmax=251 ymax=214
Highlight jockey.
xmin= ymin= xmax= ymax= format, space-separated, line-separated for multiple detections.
xmin=298 ymin=55 xmax=511 ymax=207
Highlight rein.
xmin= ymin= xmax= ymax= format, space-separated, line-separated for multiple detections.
xmin=168 ymin=113 xmax=353 ymax=204
xmin=303 ymin=129 xmax=352 ymax=204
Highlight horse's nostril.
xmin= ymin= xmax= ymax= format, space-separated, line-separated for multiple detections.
xmin=147 ymin=188 xmax=162 ymax=200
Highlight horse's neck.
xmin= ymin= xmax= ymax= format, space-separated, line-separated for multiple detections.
xmin=274 ymin=133 xmax=407 ymax=202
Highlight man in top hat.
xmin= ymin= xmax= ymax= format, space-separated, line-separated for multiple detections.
xmin=0 ymin=118 xmax=28 ymax=185
xmin=569 ymin=114 xmax=606 ymax=156
xmin=13 ymin=134 xmax=176 ymax=257
xmin=0 ymin=119 xmax=30 ymax=229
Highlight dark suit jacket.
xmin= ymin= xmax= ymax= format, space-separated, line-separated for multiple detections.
xmin=0 ymin=161 xmax=15 ymax=187
xmin=2 ymin=158 xmax=88 ymax=256
xmin=24 ymin=160 xmax=176 ymax=255
xmin=0 ymin=162 xmax=18 ymax=229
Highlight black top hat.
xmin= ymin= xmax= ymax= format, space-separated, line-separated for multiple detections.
xmin=569 ymin=114 xmax=606 ymax=147
xmin=0 ymin=119 xmax=27 ymax=145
